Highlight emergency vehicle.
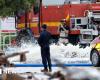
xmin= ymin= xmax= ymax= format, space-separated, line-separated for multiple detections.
xmin=16 ymin=0 xmax=100 ymax=45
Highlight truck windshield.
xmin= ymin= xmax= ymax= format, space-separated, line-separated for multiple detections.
xmin=42 ymin=0 xmax=95 ymax=5
xmin=42 ymin=0 xmax=65 ymax=5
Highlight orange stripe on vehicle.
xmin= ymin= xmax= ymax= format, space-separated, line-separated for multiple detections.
xmin=17 ymin=22 xmax=61 ymax=28
xmin=43 ymin=22 xmax=60 ymax=26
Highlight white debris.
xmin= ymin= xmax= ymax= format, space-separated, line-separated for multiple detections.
xmin=4 ymin=43 xmax=92 ymax=64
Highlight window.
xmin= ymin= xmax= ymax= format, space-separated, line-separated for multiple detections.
xmin=83 ymin=34 xmax=92 ymax=40
xmin=76 ymin=19 xmax=81 ymax=24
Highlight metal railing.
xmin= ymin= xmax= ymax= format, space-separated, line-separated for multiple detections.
xmin=0 ymin=32 xmax=17 ymax=50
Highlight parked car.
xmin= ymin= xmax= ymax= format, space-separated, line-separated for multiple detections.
xmin=90 ymin=36 xmax=100 ymax=66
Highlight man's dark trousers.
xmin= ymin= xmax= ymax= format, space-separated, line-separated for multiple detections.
xmin=41 ymin=45 xmax=51 ymax=70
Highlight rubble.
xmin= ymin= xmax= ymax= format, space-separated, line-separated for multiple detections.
xmin=0 ymin=49 xmax=28 ymax=66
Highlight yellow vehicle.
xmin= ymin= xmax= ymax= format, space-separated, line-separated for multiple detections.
xmin=90 ymin=36 xmax=100 ymax=66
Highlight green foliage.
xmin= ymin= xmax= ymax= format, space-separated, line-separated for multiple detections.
xmin=34 ymin=5 xmax=39 ymax=14
xmin=0 ymin=0 xmax=35 ymax=17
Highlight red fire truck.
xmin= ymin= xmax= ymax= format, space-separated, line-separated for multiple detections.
xmin=16 ymin=1 xmax=100 ymax=46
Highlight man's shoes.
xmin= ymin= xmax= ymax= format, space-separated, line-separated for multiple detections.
xmin=41 ymin=69 xmax=48 ymax=72
xmin=49 ymin=69 xmax=52 ymax=72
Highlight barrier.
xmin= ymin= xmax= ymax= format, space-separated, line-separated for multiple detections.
xmin=2 ymin=34 xmax=16 ymax=49
xmin=0 ymin=31 xmax=16 ymax=50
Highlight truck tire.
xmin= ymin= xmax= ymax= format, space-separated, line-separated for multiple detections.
xmin=68 ymin=34 xmax=79 ymax=45
xmin=90 ymin=49 xmax=100 ymax=67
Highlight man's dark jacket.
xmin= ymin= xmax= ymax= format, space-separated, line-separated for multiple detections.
xmin=38 ymin=30 xmax=51 ymax=47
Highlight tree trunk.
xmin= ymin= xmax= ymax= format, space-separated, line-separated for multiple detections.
xmin=14 ymin=11 xmax=18 ymax=29
xmin=15 ymin=15 xmax=17 ymax=29
xmin=25 ymin=10 xmax=28 ymax=28
xmin=38 ymin=0 xmax=42 ymax=33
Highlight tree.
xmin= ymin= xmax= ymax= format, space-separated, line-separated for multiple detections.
xmin=0 ymin=0 xmax=35 ymax=28
xmin=0 ymin=0 xmax=35 ymax=16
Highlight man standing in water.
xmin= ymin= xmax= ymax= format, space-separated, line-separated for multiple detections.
xmin=38 ymin=24 xmax=52 ymax=72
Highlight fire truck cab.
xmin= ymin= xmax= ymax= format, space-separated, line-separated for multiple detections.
xmin=69 ymin=7 xmax=100 ymax=46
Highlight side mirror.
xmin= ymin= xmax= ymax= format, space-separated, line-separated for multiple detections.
xmin=33 ymin=5 xmax=39 ymax=15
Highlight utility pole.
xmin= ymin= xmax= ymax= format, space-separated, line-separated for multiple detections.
xmin=38 ymin=0 xmax=42 ymax=33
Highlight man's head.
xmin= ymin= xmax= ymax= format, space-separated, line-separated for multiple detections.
xmin=41 ymin=24 xmax=47 ymax=30
xmin=60 ymin=19 xmax=66 ymax=25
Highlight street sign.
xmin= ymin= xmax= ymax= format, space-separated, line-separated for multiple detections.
xmin=0 ymin=17 xmax=16 ymax=32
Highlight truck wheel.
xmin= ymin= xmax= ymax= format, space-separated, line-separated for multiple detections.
xmin=68 ymin=34 xmax=79 ymax=45
xmin=90 ymin=50 xmax=100 ymax=67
